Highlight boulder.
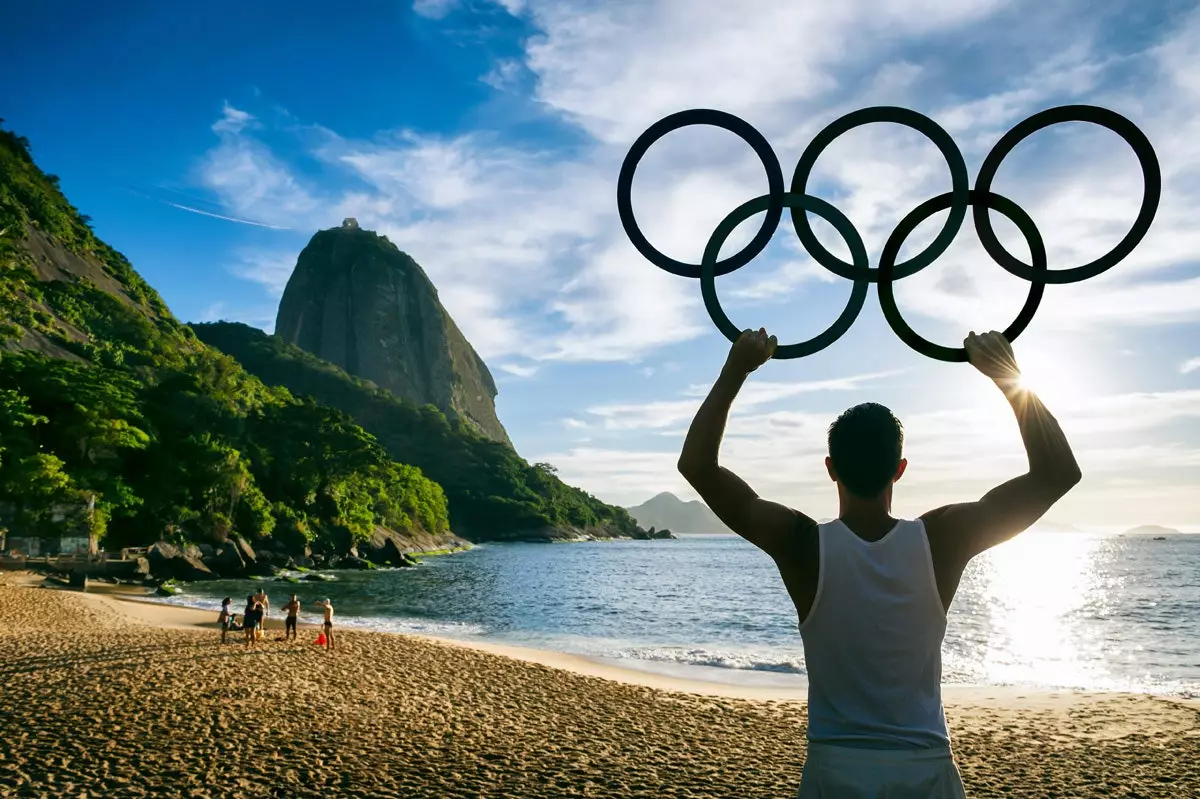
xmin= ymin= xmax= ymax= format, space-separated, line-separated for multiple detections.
xmin=360 ymin=528 xmax=420 ymax=567
xmin=146 ymin=541 xmax=216 ymax=582
xmin=336 ymin=555 xmax=375 ymax=571
xmin=197 ymin=543 xmax=215 ymax=558
xmin=208 ymin=544 xmax=246 ymax=577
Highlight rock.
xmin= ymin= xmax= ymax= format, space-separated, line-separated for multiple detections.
xmin=197 ymin=543 xmax=215 ymax=558
xmin=155 ymin=581 xmax=181 ymax=597
xmin=68 ymin=572 xmax=88 ymax=590
xmin=209 ymin=545 xmax=245 ymax=577
xmin=360 ymin=528 xmax=411 ymax=567
xmin=336 ymin=555 xmax=375 ymax=571
xmin=232 ymin=536 xmax=257 ymax=567
xmin=274 ymin=225 xmax=511 ymax=445
xmin=181 ymin=544 xmax=204 ymax=561
xmin=146 ymin=541 xmax=216 ymax=582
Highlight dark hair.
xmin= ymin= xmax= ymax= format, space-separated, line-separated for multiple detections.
xmin=827 ymin=402 xmax=904 ymax=498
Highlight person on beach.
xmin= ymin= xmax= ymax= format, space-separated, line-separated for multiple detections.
xmin=282 ymin=594 xmax=300 ymax=642
xmin=217 ymin=597 xmax=235 ymax=645
xmin=315 ymin=598 xmax=334 ymax=650
xmin=678 ymin=328 xmax=1081 ymax=799
xmin=253 ymin=587 xmax=270 ymax=630
xmin=243 ymin=594 xmax=264 ymax=650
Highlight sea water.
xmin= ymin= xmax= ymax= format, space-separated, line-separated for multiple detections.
xmin=151 ymin=531 xmax=1200 ymax=697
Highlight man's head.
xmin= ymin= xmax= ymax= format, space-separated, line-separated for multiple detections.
xmin=825 ymin=402 xmax=907 ymax=499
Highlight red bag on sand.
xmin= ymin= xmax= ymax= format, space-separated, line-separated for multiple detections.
xmin=316 ymin=632 xmax=327 ymax=646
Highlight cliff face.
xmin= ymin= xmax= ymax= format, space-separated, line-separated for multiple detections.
xmin=275 ymin=224 xmax=511 ymax=446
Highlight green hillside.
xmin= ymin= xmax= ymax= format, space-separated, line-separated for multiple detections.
xmin=191 ymin=321 xmax=643 ymax=541
xmin=0 ymin=121 xmax=448 ymax=556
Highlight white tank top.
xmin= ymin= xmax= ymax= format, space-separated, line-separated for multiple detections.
xmin=798 ymin=518 xmax=950 ymax=749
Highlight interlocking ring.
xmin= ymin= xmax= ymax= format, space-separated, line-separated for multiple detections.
xmin=617 ymin=104 xmax=1160 ymax=362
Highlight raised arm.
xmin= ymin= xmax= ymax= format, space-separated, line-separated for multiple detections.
xmin=677 ymin=328 xmax=815 ymax=560
xmin=922 ymin=331 xmax=1082 ymax=565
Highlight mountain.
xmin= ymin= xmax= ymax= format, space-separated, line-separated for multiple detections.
xmin=192 ymin=321 xmax=648 ymax=542
xmin=625 ymin=492 xmax=732 ymax=535
xmin=1124 ymin=524 xmax=1180 ymax=535
xmin=0 ymin=121 xmax=458 ymax=569
xmin=275 ymin=220 xmax=510 ymax=445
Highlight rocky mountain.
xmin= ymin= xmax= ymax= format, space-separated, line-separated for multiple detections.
xmin=625 ymin=492 xmax=732 ymax=535
xmin=275 ymin=220 xmax=510 ymax=445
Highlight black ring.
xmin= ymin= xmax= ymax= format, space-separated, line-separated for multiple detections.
xmin=617 ymin=109 xmax=785 ymax=279
xmin=877 ymin=189 xmax=1046 ymax=363
xmin=701 ymin=192 xmax=870 ymax=359
xmin=974 ymin=104 xmax=1162 ymax=285
xmin=790 ymin=106 xmax=970 ymax=282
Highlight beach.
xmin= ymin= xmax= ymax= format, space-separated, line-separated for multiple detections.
xmin=1 ymin=573 xmax=1197 ymax=798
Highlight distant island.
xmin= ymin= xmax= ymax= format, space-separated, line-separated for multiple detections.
xmin=625 ymin=492 xmax=731 ymax=535
xmin=1123 ymin=525 xmax=1180 ymax=536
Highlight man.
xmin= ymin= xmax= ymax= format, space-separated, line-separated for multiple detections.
xmin=282 ymin=594 xmax=301 ymax=642
xmin=678 ymin=328 xmax=1081 ymax=799
xmin=315 ymin=598 xmax=335 ymax=651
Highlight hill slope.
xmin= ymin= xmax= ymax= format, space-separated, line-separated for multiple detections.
xmin=0 ymin=121 xmax=456 ymax=567
xmin=191 ymin=321 xmax=646 ymax=542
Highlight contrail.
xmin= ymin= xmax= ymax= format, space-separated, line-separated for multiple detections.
xmin=156 ymin=198 xmax=293 ymax=230
xmin=122 ymin=185 xmax=292 ymax=230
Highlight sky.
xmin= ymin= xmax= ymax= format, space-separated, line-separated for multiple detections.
xmin=3 ymin=0 xmax=1199 ymax=528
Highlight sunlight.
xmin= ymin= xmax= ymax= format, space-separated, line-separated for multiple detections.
xmin=1010 ymin=345 xmax=1088 ymax=409
xmin=970 ymin=532 xmax=1110 ymax=688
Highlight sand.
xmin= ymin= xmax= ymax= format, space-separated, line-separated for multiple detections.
xmin=0 ymin=572 xmax=1196 ymax=798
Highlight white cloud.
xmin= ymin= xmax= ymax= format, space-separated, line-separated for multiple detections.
xmin=482 ymin=58 xmax=524 ymax=92
xmin=535 ymin=385 xmax=1200 ymax=523
xmin=194 ymin=300 xmax=278 ymax=333
xmin=497 ymin=362 xmax=539 ymax=377
xmin=211 ymin=102 xmax=257 ymax=135
xmin=1182 ymin=357 xmax=1200 ymax=375
xmin=585 ymin=370 xmax=901 ymax=431
xmin=224 ymin=249 xmax=298 ymax=298
xmin=413 ymin=0 xmax=458 ymax=19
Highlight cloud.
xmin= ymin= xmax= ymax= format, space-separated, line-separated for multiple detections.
xmin=211 ymin=102 xmax=257 ymax=135
xmin=224 ymin=250 xmax=298 ymax=298
xmin=497 ymin=362 xmax=539 ymax=377
xmin=585 ymin=370 xmax=901 ymax=431
xmin=192 ymin=3 xmax=1200 ymax=373
xmin=533 ymin=385 xmax=1200 ymax=522
xmin=1182 ymin=357 xmax=1200 ymax=375
xmin=481 ymin=58 xmax=524 ymax=92
xmin=413 ymin=0 xmax=458 ymax=18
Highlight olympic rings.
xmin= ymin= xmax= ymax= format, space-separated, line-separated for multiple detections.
xmin=701 ymin=192 xmax=870 ymax=360
xmin=790 ymin=106 xmax=969 ymax=282
xmin=617 ymin=104 xmax=1160 ymax=362
xmin=878 ymin=190 xmax=1046 ymax=363
xmin=617 ymin=109 xmax=784 ymax=279
xmin=973 ymin=104 xmax=1161 ymax=285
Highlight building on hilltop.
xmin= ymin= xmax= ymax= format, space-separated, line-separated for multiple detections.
xmin=342 ymin=217 xmax=359 ymax=229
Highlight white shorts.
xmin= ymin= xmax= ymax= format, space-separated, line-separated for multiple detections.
xmin=796 ymin=741 xmax=967 ymax=799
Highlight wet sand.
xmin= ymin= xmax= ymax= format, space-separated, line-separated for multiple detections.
xmin=1 ymin=572 xmax=1196 ymax=798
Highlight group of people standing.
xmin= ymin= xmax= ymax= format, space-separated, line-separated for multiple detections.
xmin=217 ymin=590 xmax=335 ymax=650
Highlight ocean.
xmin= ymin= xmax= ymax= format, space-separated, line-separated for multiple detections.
xmin=150 ymin=530 xmax=1200 ymax=698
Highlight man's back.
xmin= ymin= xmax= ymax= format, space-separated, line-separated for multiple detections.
xmin=797 ymin=519 xmax=949 ymax=749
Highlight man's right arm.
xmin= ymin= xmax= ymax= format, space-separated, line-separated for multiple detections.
xmin=922 ymin=332 xmax=1082 ymax=565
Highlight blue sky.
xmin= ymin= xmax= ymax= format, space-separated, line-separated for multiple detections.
xmin=4 ymin=0 xmax=1200 ymax=527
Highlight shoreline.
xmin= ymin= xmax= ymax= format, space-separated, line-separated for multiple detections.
xmin=4 ymin=570 xmax=1199 ymax=797
xmin=44 ymin=576 xmax=1200 ymax=709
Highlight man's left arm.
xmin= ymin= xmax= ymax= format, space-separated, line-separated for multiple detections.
xmin=677 ymin=329 xmax=815 ymax=560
